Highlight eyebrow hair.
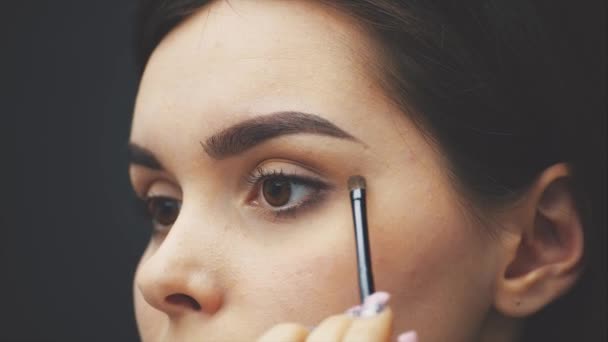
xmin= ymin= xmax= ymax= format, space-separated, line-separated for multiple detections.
xmin=200 ymin=111 xmax=359 ymax=159
xmin=128 ymin=143 xmax=163 ymax=170
xmin=128 ymin=111 xmax=359 ymax=169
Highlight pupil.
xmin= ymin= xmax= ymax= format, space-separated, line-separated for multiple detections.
xmin=149 ymin=197 xmax=180 ymax=225
xmin=263 ymin=178 xmax=291 ymax=207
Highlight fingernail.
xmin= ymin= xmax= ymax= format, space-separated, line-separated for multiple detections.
xmin=345 ymin=304 xmax=362 ymax=317
xmin=358 ymin=291 xmax=390 ymax=317
xmin=397 ymin=331 xmax=418 ymax=342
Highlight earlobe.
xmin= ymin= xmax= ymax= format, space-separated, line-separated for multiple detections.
xmin=493 ymin=163 xmax=585 ymax=317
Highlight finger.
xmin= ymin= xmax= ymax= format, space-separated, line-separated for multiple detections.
xmin=397 ymin=331 xmax=419 ymax=342
xmin=306 ymin=314 xmax=353 ymax=342
xmin=256 ymin=322 xmax=309 ymax=342
xmin=343 ymin=306 xmax=393 ymax=342
xmin=343 ymin=292 xmax=393 ymax=342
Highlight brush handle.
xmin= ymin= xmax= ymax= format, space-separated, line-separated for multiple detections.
xmin=350 ymin=188 xmax=375 ymax=303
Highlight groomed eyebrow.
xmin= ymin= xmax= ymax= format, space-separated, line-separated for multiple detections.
xmin=201 ymin=111 xmax=359 ymax=159
xmin=128 ymin=143 xmax=163 ymax=170
xmin=128 ymin=111 xmax=360 ymax=169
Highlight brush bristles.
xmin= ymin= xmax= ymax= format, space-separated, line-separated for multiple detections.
xmin=347 ymin=175 xmax=366 ymax=191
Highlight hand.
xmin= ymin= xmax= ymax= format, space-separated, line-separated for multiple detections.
xmin=256 ymin=292 xmax=418 ymax=342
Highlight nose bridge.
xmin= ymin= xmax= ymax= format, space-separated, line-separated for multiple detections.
xmin=135 ymin=200 xmax=226 ymax=317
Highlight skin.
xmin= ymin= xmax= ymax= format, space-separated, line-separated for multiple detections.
xmin=129 ymin=1 xmax=584 ymax=341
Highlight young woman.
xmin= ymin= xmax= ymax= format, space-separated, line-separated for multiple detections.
xmin=128 ymin=0 xmax=605 ymax=341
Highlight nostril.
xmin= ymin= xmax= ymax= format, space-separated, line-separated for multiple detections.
xmin=165 ymin=294 xmax=202 ymax=311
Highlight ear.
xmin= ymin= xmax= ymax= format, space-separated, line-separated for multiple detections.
xmin=493 ymin=163 xmax=585 ymax=317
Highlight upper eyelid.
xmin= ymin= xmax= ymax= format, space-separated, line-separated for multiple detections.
xmin=244 ymin=169 xmax=331 ymax=190
xmin=246 ymin=160 xmax=330 ymax=181
xmin=135 ymin=178 xmax=183 ymax=200
xmin=129 ymin=161 xmax=181 ymax=190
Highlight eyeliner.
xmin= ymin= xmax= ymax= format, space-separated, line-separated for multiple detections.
xmin=348 ymin=175 xmax=375 ymax=303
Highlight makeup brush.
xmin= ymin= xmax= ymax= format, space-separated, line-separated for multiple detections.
xmin=348 ymin=175 xmax=375 ymax=303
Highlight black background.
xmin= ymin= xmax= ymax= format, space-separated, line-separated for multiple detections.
xmin=0 ymin=1 xmax=605 ymax=342
xmin=2 ymin=1 xmax=143 ymax=341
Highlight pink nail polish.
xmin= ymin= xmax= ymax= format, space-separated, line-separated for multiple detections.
xmin=359 ymin=291 xmax=391 ymax=317
xmin=364 ymin=291 xmax=390 ymax=306
xmin=397 ymin=331 xmax=418 ymax=342
xmin=345 ymin=304 xmax=362 ymax=317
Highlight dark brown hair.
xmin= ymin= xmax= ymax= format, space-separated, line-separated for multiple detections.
xmin=134 ymin=0 xmax=606 ymax=340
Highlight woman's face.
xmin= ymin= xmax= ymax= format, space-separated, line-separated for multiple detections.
xmin=130 ymin=1 xmax=504 ymax=341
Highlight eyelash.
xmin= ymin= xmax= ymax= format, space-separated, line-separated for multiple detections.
xmin=132 ymin=168 xmax=330 ymax=231
xmin=244 ymin=167 xmax=330 ymax=219
xmin=133 ymin=195 xmax=181 ymax=234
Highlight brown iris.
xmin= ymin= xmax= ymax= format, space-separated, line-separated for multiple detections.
xmin=262 ymin=178 xmax=292 ymax=207
xmin=147 ymin=196 xmax=181 ymax=226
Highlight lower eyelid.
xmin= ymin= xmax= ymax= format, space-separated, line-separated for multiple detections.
xmin=273 ymin=187 xmax=320 ymax=210
xmin=272 ymin=188 xmax=328 ymax=216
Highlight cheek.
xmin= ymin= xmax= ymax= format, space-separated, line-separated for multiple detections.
xmin=370 ymin=183 xmax=498 ymax=340
xmin=229 ymin=217 xmax=361 ymax=326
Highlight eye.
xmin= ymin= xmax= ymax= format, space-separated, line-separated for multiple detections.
xmin=261 ymin=176 xmax=309 ymax=208
xmin=246 ymin=167 xmax=331 ymax=218
xmin=144 ymin=196 xmax=181 ymax=233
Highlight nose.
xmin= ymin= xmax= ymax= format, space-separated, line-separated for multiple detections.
xmin=135 ymin=231 xmax=224 ymax=318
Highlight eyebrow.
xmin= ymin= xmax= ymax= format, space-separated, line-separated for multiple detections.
xmin=200 ymin=111 xmax=359 ymax=159
xmin=128 ymin=111 xmax=359 ymax=169
xmin=128 ymin=143 xmax=163 ymax=170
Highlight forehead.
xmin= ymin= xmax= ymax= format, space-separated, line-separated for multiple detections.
xmin=146 ymin=0 xmax=374 ymax=80
xmin=132 ymin=0 xmax=383 ymax=130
